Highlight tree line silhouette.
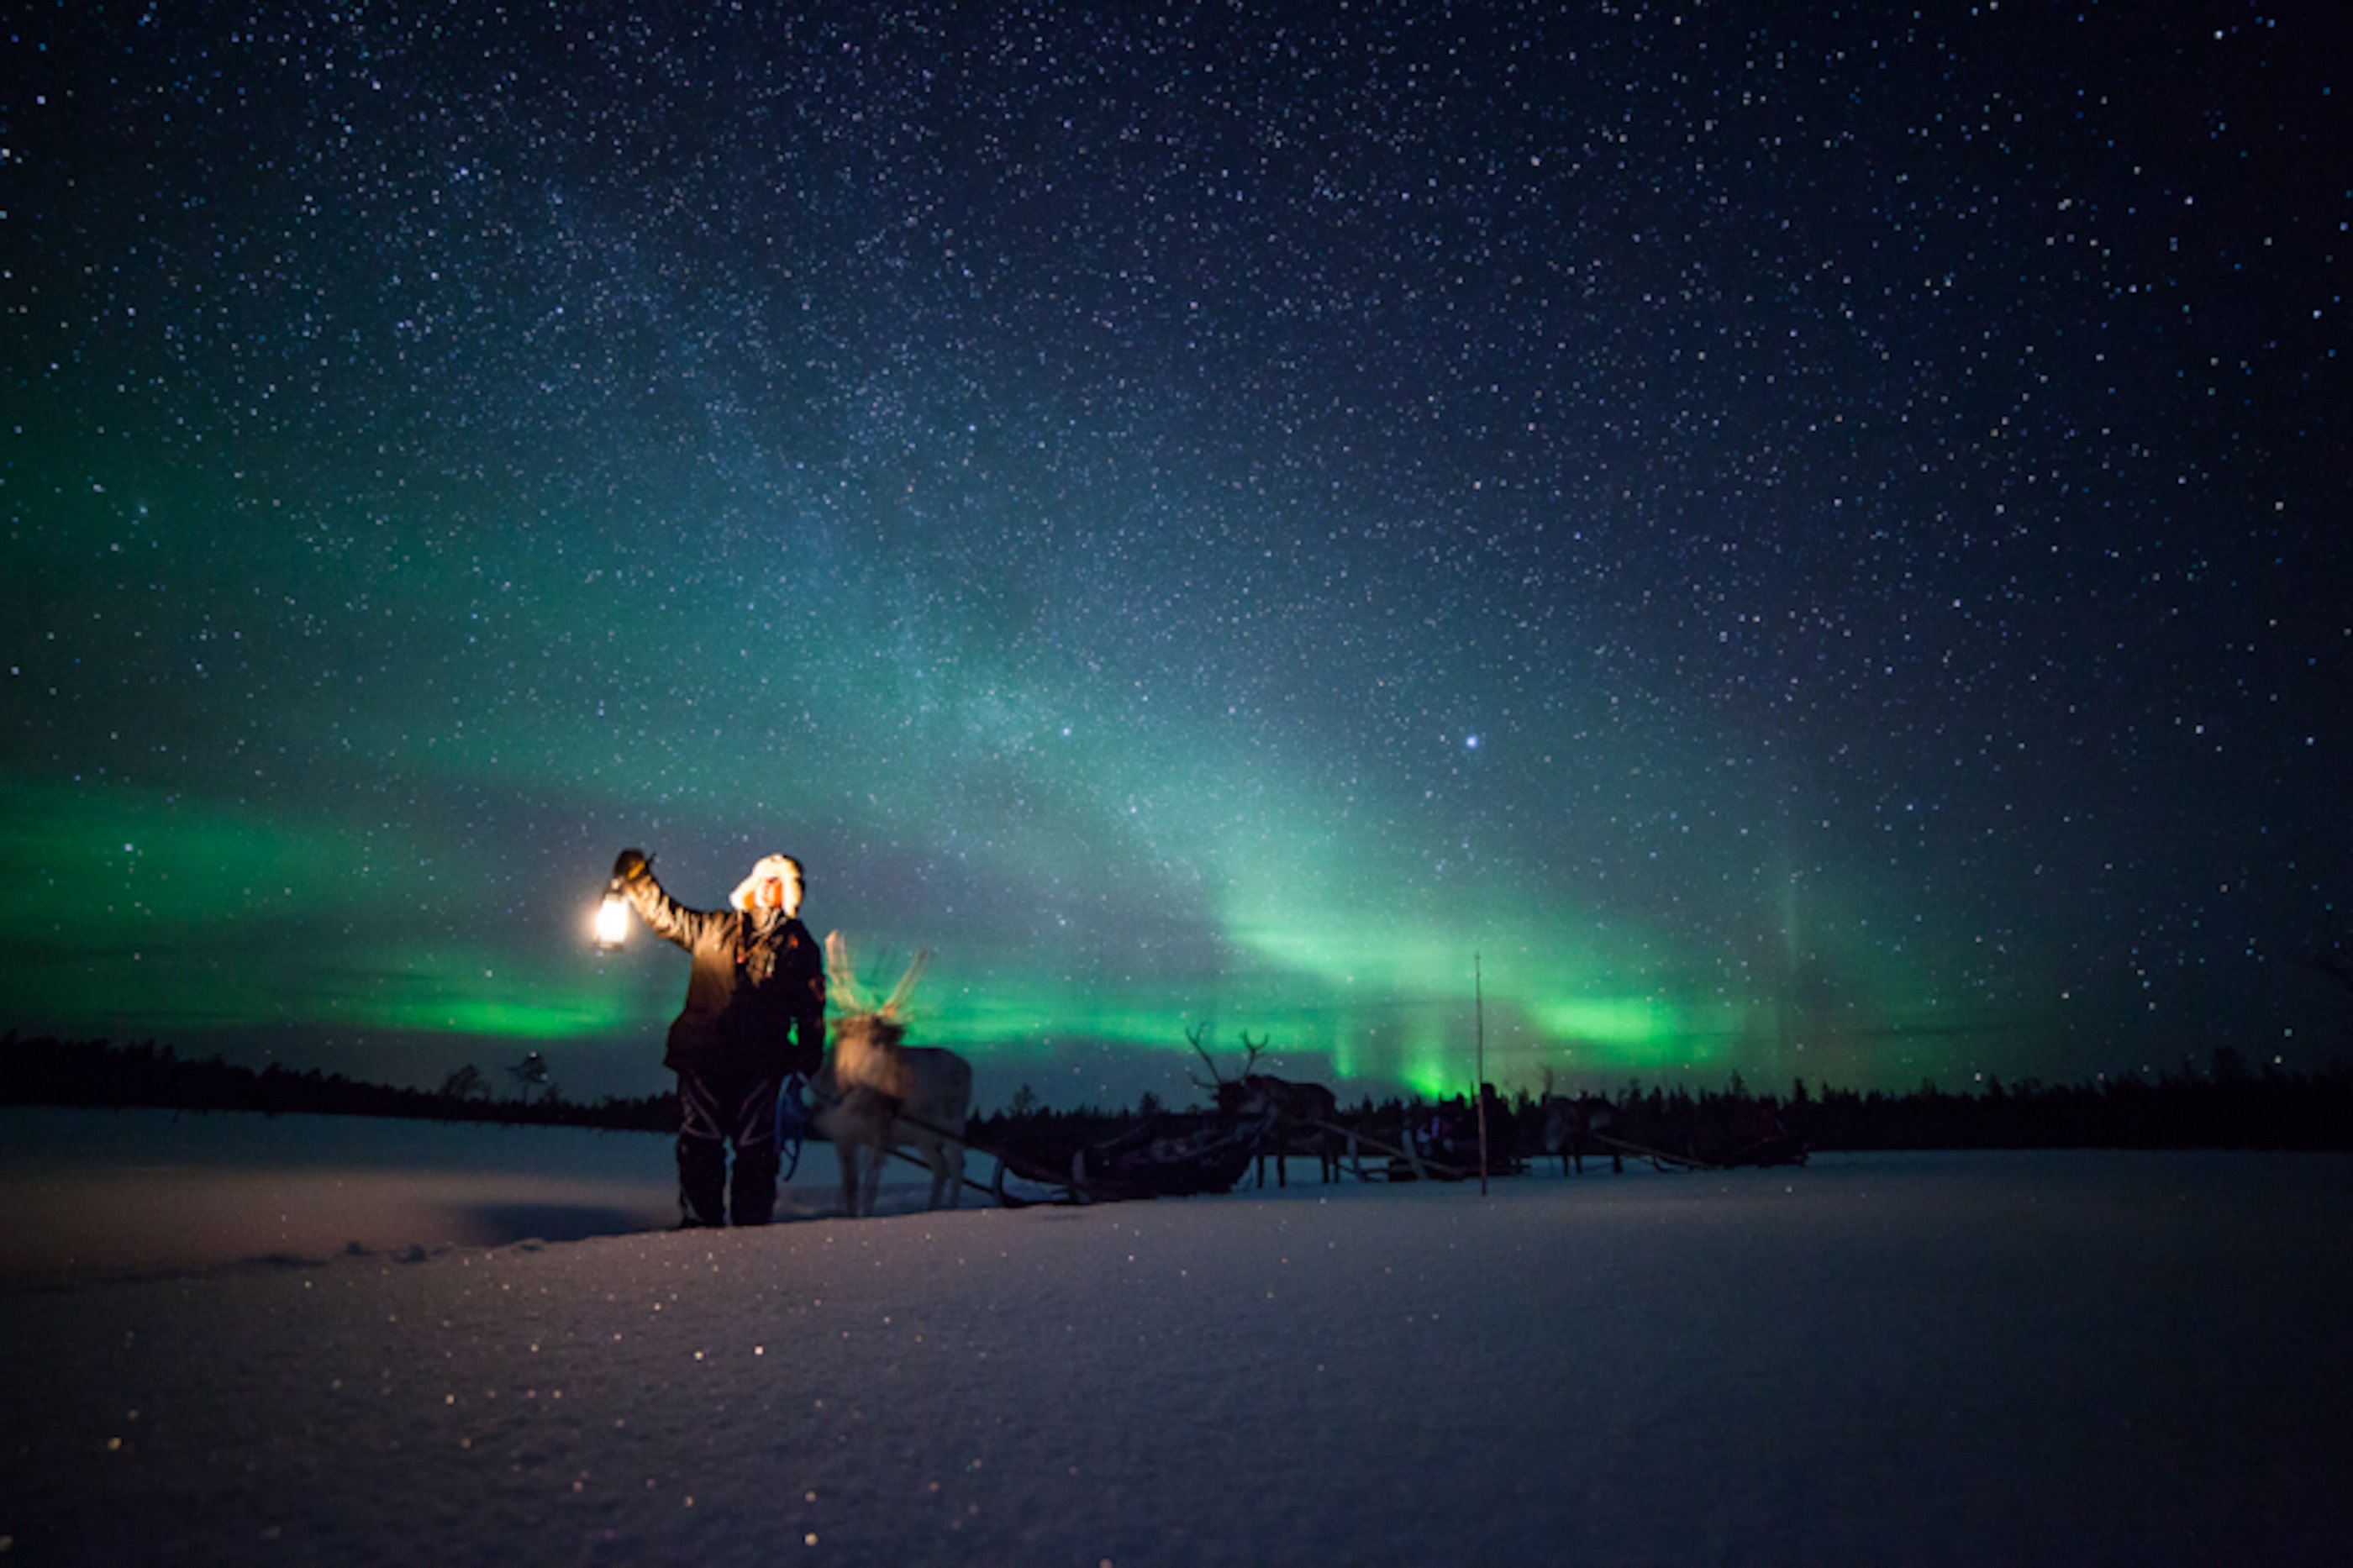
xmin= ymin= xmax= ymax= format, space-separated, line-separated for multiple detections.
xmin=0 ymin=1034 xmax=676 ymax=1132
xmin=959 ymin=1050 xmax=2353 ymax=1160
xmin=3 ymin=1033 xmax=2348 ymax=1154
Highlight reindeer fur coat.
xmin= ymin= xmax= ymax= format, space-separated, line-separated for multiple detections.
xmin=621 ymin=874 xmax=826 ymax=1074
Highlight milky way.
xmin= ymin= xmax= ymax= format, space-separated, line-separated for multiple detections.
xmin=4 ymin=3 xmax=2345 ymax=1108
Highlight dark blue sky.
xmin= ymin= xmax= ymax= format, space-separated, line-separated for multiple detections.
xmin=4 ymin=2 xmax=2345 ymax=1109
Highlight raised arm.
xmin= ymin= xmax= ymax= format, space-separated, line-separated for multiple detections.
xmin=612 ymin=848 xmax=719 ymax=951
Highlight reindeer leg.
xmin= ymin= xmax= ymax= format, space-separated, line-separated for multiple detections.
xmin=913 ymin=1134 xmax=960 ymax=1205
xmin=836 ymin=1139 xmax=861 ymax=1217
xmin=920 ymin=1136 xmax=948 ymax=1210
xmin=941 ymin=1136 xmax=966 ymax=1210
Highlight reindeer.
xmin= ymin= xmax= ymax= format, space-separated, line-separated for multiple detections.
xmin=810 ymin=934 xmax=972 ymax=1217
xmin=1536 ymin=1068 xmax=1623 ymax=1176
xmin=1187 ymin=1025 xmax=1345 ymax=1184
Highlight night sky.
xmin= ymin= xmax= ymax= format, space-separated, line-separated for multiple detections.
xmin=5 ymin=2 xmax=2345 ymax=1112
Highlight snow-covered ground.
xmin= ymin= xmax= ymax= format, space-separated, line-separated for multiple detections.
xmin=3 ymin=1110 xmax=2348 ymax=1565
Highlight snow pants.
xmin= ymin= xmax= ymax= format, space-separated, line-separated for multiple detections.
xmin=675 ymin=1061 xmax=785 ymax=1226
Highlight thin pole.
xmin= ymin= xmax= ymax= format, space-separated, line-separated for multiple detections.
xmin=1474 ymin=951 xmax=1489 ymax=1196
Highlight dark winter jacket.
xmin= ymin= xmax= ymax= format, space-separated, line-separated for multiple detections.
xmin=624 ymin=875 xmax=826 ymax=1074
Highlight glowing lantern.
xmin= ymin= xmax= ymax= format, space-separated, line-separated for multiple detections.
xmin=592 ymin=881 xmax=631 ymax=950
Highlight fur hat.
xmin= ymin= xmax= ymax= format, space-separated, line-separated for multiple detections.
xmin=729 ymin=853 xmax=804 ymax=912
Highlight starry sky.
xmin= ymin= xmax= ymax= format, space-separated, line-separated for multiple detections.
xmin=4 ymin=2 xmax=2345 ymax=1111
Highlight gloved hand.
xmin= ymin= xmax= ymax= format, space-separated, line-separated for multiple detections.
xmin=613 ymin=848 xmax=651 ymax=883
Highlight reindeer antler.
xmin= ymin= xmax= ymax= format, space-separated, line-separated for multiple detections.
xmin=1237 ymin=1029 xmax=1270 ymax=1076
xmin=824 ymin=931 xmax=869 ymax=1013
xmin=882 ymin=949 xmax=931 ymax=1020
xmin=1184 ymin=1023 xmax=1227 ymax=1089
xmin=826 ymin=932 xmax=931 ymax=1021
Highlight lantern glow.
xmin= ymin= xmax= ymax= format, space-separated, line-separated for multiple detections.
xmin=592 ymin=884 xmax=630 ymax=951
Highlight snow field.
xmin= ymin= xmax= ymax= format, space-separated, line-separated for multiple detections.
xmin=3 ymin=1120 xmax=2349 ymax=1565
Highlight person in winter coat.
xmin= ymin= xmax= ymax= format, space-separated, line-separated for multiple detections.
xmin=610 ymin=848 xmax=827 ymax=1227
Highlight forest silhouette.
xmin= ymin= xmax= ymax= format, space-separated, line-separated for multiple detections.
xmin=5 ymin=1033 xmax=2348 ymax=1157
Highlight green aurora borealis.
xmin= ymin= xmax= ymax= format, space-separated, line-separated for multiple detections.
xmin=4 ymin=3 xmax=2344 ymax=1109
